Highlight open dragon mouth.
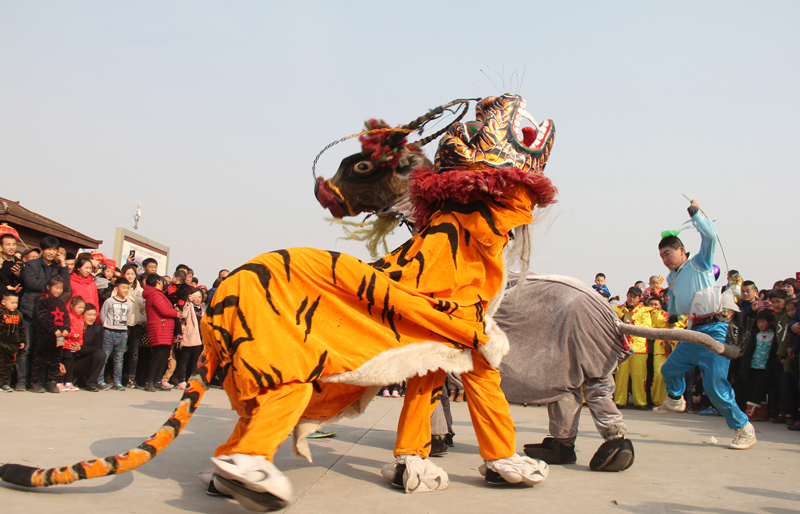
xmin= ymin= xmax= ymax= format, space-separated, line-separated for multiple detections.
xmin=511 ymin=98 xmax=553 ymax=153
xmin=315 ymin=177 xmax=351 ymax=218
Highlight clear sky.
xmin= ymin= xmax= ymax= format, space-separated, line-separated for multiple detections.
xmin=2 ymin=1 xmax=797 ymax=294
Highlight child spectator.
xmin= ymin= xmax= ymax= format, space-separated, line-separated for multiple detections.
xmin=142 ymin=274 xmax=178 ymax=392
xmin=172 ymin=290 xmax=204 ymax=389
xmin=95 ymin=260 xmax=117 ymax=307
xmin=167 ymin=269 xmax=190 ymax=343
xmin=99 ymin=277 xmax=133 ymax=391
xmin=70 ymin=257 xmax=99 ymax=311
xmin=645 ymin=275 xmax=663 ymax=299
xmin=60 ymin=296 xmax=85 ymax=391
xmin=647 ymin=296 xmax=673 ymax=406
xmin=773 ymin=291 xmax=798 ymax=424
xmin=120 ymin=263 xmax=145 ymax=389
xmin=31 ymin=275 xmax=70 ymax=394
xmin=592 ymin=273 xmax=611 ymax=300
xmin=0 ymin=291 xmax=26 ymax=392
xmin=71 ymin=304 xmax=106 ymax=392
xmin=613 ymin=286 xmax=653 ymax=408
xmin=743 ymin=311 xmax=775 ymax=421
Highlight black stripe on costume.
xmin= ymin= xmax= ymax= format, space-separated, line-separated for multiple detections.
xmin=312 ymin=381 xmax=322 ymax=393
xmin=164 ymin=417 xmax=182 ymax=435
xmin=386 ymin=307 xmax=401 ymax=341
xmin=183 ymin=389 xmax=202 ymax=414
xmin=295 ymin=296 xmax=309 ymax=325
xmin=43 ymin=468 xmax=55 ymax=485
xmin=104 ymin=456 xmax=120 ymax=472
xmin=228 ymin=263 xmax=280 ymax=315
xmin=271 ymin=250 xmax=292 ymax=282
xmin=241 ymin=358 xmax=265 ymax=388
xmin=439 ymin=200 xmax=502 ymax=236
xmin=414 ymin=253 xmax=425 ymax=288
xmin=463 ymin=228 xmax=471 ymax=246
xmin=356 ymin=276 xmax=366 ymax=300
xmin=262 ymin=371 xmax=275 ymax=387
xmin=329 ymin=251 xmax=341 ymax=284
xmin=388 ymin=270 xmax=402 ymax=281
xmin=303 ymin=296 xmax=322 ymax=343
xmin=381 ymin=289 xmax=390 ymax=323
xmin=271 ymin=366 xmax=283 ymax=384
xmin=366 ymin=273 xmax=377 ymax=316
xmin=431 ymin=393 xmax=443 ymax=403
xmin=421 ymin=223 xmax=459 ymax=267
xmin=72 ymin=463 xmax=87 ymax=480
xmin=306 ymin=351 xmax=328 ymax=382
xmin=205 ymin=295 xmax=239 ymax=317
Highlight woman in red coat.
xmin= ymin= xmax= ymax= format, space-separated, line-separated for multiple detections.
xmin=70 ymin=257 xmax=99 ymax=309
xmin=142 ymin=274 xmax=178 ymax=392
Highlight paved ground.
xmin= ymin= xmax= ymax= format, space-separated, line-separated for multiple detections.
xmin=1 ymin=387 xmax=799 ymax=514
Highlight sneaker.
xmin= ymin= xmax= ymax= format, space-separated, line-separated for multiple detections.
xmin=67 ymin=383 xmax=79 ymax=391
xmin=46 ymin=381 xmax=60 ymax=394
xmin=653 ymin=396 xmax=686 ymax=414
xmin=382 ymin=389 xmax=390 ymax=397
xmin=175 ymin=381 xmax=187 ymax=390
xmin=98 ymin=382 xmax=112 ymax=391
xmin=14 ymin=381 xmax=26 ymax=392
xmin=85 ymin=385 xmax=99 ymax=392
xmin=56 ymin=383 xmax=66 ymax=391
xmin=62 ymin=382 xmax=78 ymax=392
xmin=391 ymin=389 xmax=400 ymax=398
xmin=126 ymin=378 xmax=138 ymax=389
xmin=306 ymin=430 xmax=336 ymax=438
xmin=160 ymin=381 xmax=174 ymax=389
xmin=30 ymin=383 xmax=46 ymax=393
xmin=729 ymin=422 xmax=756 ymax=449
xmin=1 ymin=385 xmax=12 ymax=393
xmin=112 ymin=383 xmax=126 ymax=391
xmin=787 ymin=422 xmax=800 ymax=432
xmin=697 ymin=406 xmax=720 ymax=416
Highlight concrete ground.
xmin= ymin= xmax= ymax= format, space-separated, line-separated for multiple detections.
xmin=1 ymin=388 xmax=799 ymax=514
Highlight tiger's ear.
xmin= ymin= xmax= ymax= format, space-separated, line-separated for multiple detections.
xmin=396 ymin=152 xmax=431 ymax=177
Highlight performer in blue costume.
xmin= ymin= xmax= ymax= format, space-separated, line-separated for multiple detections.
xmin=653 ymin=199 xmax=755 ymax=449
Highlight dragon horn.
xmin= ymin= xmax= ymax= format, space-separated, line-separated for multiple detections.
xmin=0 ymin=347 xmax=220 ymax=488
xmin=384 ymin=99 xmax=473 ymax=149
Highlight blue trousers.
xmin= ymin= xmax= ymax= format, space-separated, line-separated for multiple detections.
xmin=661 ymin=322 xmax=748 ymax=430
xmin=102 ymin=330 xmax=128 ymax=385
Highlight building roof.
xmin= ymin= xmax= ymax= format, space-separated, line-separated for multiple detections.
xmin=0 ymin=196 xmax=102 ymax=249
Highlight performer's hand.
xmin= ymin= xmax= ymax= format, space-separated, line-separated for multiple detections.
xmin=690 ymin=199 xmax=700 ymax=209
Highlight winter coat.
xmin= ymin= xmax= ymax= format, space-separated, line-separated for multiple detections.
xmin=180 ymin=302 xmax=202 ymax=348
xmin=142 ymin=285 xmax=177 ymax=347
xmin=66 ymin=307 xmax=84 ymax=348
xmin=21 ymin=257 xmax=71 ymax=318
xmin=33 ymin=293 xmax=70 ymax=345
xmin=69 ymin=273 xmax=100 ymax=312
xmin=0 ymin=306 xmax=26 ymax=350
xmin=125 ymin=286 xmax=146 ymax=326
xmin=82 ymin=321 xmax=104 ymax=350
xmin=775 ymin=309 xmax=794 ymax=373
xmin=0 ymin=257 xmax=23 ymax=294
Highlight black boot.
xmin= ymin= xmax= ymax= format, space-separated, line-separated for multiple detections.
xmin=429 ymin=435 xmax=449 ymax=457
xmin=589 ymin=437 xmax=634 ymax=471
xmin=31 ymin=383 xmax=46 ymax=393
xmin=46 ymin=381 xmax=60 ymax=394
xmin=523 ymin=437 xmax=577 ymax=464
xmin=145 ymin=381 xmax=156 ymax=392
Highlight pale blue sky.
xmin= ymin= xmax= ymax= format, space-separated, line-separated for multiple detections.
xmin=2 ymin=1 xmax=797 ymax=293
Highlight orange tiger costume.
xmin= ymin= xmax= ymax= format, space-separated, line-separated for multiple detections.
xmin=0 ymin=94 xmax=556 ymax=510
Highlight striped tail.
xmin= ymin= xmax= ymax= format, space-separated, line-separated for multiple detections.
xmin=0 ymin=348 xmax=219 ymax=488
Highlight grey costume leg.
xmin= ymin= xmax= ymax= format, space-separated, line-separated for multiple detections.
xmin=441 ymin=381 xmax=454 ymax=435
xmin=584 ymin=375 xmax=627 ymax=440
xmin=547 ymin=390 xmax=582 ymax=439
xmin=430 ymin=402 xmax=449 ymax=435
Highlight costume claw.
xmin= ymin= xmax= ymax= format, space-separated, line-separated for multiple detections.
xmin=381 ymin=455 xmax=449 ymax=493
xmin=479 ymin=454 xmax=548 ymax=486
xmin=212 ymin=454 xmax=293 ymax=511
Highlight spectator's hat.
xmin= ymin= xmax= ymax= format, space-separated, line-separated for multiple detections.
xmin=105 ymin=259 xmax=117 ymax=272
xmin=627 ymin=286 xmax=643 ymax=297
xmin=0 ymin=223 xmax=20 ymax=241
xmin=21 ymin=248 xmax=39 ymax=259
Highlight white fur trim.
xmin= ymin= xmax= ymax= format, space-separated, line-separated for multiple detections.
xmin=321 ymin=342 xmax=473 ymax=387
xmin=477 ymin=316 xmax=509 ymax=369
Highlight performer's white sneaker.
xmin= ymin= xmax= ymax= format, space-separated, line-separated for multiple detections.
xmin=729 ymin=422 xmax=757 ymax=450
xmin=479 ymin=454 xmax=548 ymax=486
xmin=652 ymin=396 xmax=686 ymax=414
xmin=381 ymin=455 xmax=449 ymax=493
xmin=211 ymin=454 xmax=293 ymax=511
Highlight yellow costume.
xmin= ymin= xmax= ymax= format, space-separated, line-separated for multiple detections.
xmin=613 ymin=303 xmax=652 ymax=407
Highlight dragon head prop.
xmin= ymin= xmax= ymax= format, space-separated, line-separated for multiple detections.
xmin=315 ymin=94 xmax=556 ymax=232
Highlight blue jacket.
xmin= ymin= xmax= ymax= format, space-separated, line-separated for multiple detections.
xmin=666 ymin=211 xmax=716 ymax=318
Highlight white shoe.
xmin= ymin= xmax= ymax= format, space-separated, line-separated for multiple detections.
xmin=381 ymin=455 xmax=449 ymax=493
xmin=652 ymin=396 xmax=686 ymax=414
xmin=212 ymin=454 xmax=293 ymax=511
xmin=729 ymin=422 xmax=756 ymax=450
xmin=479 ymin=454 xmax=548 ymax=486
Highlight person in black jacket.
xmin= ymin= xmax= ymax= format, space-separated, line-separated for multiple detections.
xmin=72 ymin=303 xmax=106 ymax=392
xmin=0 ymin=227 xmax=23 ymax=295
xmin=30 ymin=275 xmax=70 ymax=393
xmin=17 ymin=236 xmax=71 ymax=391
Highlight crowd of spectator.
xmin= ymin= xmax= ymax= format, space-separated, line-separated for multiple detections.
xmin=593 ymin=270 xmax=800 ymax=431
xmin=0 ymin=224 xmax=229 ymax=394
